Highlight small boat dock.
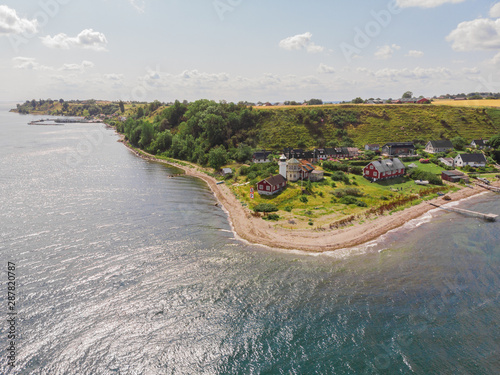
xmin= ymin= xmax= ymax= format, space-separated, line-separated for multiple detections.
xmin=429 ymin=202 xmax=498 ymax=222
xmin=474 ymin=182 xmax=500 ymax=193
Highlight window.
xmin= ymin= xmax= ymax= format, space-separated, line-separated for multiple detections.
xmin=266 ymin=186 xmax=270 ymax=191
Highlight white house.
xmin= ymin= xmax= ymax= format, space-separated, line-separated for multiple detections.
xmin=454 ymin=153 xmax=487 ymax=168
xmin=425 ymin=140 xmax=454 ymax=154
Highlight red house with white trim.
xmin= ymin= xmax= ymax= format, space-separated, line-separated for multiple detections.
xmin=363 ymin=158 xmax=406 ymax=181
xmin=257 ymin=174 xmax=287 ymax=196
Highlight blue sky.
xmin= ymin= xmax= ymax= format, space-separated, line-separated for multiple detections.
xmin=1 ymin=0 xmax=500 ymax=102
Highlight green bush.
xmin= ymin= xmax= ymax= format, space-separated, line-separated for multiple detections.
xmin=331 ymin=171 xmax=349 ymax=183
xmin=408 ymin=168 xmax=443 ymax=185
xmin=263 ymin=213 xmax=280 ymax=221
xmin=299 ymin=196 xmax=309 ymax=203
xmin=254 ymin=203 xmax=278 ymax=213
xmin=284 ymin=206 xmax=293 ymax=212
xmin=339 ymin=196 xmax=358 ymax=205
xmin=333 ymin=187 xmax=363 ymax=198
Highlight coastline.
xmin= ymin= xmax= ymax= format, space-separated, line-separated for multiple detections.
xmin=122 ymin=140 xmax=499 ymax=252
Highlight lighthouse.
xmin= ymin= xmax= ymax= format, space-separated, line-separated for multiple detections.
xmin=279 ymin=154 xmax=287 ymax=179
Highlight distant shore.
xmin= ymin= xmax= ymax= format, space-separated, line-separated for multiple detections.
xmin=121 ymin=139 xmax=500 ymax=252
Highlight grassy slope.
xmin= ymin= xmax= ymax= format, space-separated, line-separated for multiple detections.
xmin=256 ymin=105 xmax=500 ymax=149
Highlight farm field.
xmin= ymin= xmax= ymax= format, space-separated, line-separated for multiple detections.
xmin=432 ymin=99 xmax=500 ymax=108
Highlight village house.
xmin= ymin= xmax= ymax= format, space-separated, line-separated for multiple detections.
xmin=347 ymin=147 xmax=360 ymax=159
xmin=454 ymin=153 xmax=487 ymax=168
xmin=438 ymin=157 xmax=455 ymax=167
xmin=252 ymin=151 xmax=272 ymax=163
xmin=363 ymin=158 xmax=406 ymax=181
xmin=381 ymin=142 xmax=415 ymax=156
xmin=470 ymin=139 xmax=488 ymax=149
xmin=441 ymin=170 xmax=469 ymax=183
xmin=221 ymin=168 xmax=233 ymax=177
xmin=257 ymin=174 xmax=287 ymax=196
xmin=424 ymin=140 xmax=454 ymax=154
xmin=364 ymin=144 xmax=380 ymax=152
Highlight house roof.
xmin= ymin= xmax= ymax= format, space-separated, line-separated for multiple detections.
xmin=383 ymin=142 xmax=415 ymax=148
xmin=456 ymin=153 xmax=487 ymax=163
xmin=365 ymin=144 xmax=379 ymax=148
xmin=264 ymin=174 xmax=286 ymax=187
xmin=287 ymin=158 xmax=300 ymax=165
xmin=472 ymin=139 xmax=486 ymax=146
xmin=253 ymin=151 xmax=271 ymax=159
xmin=428 ymin=140 xmax=453 ymax=148
xmin=442 ymin=170 xmax=465 ymax=177
xmin=369 ymin=158 xmax=405 ymax=173
xmin=222 ymin=168 xmax=232 ymax=174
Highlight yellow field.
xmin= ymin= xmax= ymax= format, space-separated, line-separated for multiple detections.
xmin=432 ymin=99 xmax=500 ymax=108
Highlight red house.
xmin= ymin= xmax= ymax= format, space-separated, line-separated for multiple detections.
xmin=363 ymin=158 xmax=406 ymax=181
xmin=257 ymin=174 xmax=287 ymax=196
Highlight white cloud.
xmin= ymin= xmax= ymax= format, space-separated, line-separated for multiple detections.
xmin=104 ymin=73 xmax=124 ymax=81
xmin=0 ymin=5 xmax=37 ymax=35
xmin=462 ymin=67 xmax=480 ymax=74
xmin=13 ymin=57 xmax=95 ymax=72
xmin=41 ymin=29 xmax=108 ymax=51
xmin=405 ymin=50 xmax=424 ymax=57
xmin=317 ymin=63 xmax=335 ymax=74
xmin=279 ymin=32 xmax=324 ymax=53
xmin=491 ymin=52 xmax=500 ymax=65
xmin=59 ymin=61 xmax=95 ymax=71
xmin=490 ymin=3 xmax=500 ymax=18
xmin=446 ymin=18 xmax=500 ymax=51
xmin=129 ymin=0 xmax=146 ymax=13
xmin=374 ymin=44 xmax=400 ymax=59
xmin=396 ymin=0 xmax=466 ymax=8
xmin=12 ymin=57 xmax=48 ymax=70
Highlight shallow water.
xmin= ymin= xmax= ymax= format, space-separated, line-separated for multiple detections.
xmin=0 ymin=104 xmax=499 ymax=374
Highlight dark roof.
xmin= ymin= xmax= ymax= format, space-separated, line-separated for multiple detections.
xmin=365 ymin=144 xmax=379 ymax=147
xmin=442 ymin=170 xmax=465 ymax=177
xmin=472 ymin=139 xmax=486 ymax=146
xmin=457 ymin=153 xmax=487 ymax=163
xmin=383 ymin=142 xmax=415 ymax=148
xmin=428 ymin=140 xmax=453 ymax=148
xmin=253 ymin=151 xmax=271 ymax=159
xmin=264 ymin=174 xmax=286 ymax=187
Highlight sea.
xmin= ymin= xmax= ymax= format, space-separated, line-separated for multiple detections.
xmin=0 ymin=102 xmax=499 ymax=375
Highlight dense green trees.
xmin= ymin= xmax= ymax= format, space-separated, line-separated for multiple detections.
xmin=451 ymin=136 xmax=467 ymax=151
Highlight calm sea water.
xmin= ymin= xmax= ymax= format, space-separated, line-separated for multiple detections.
xmin=0 ymin=103 xmax=499 ymax=375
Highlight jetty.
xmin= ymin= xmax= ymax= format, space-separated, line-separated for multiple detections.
xmin=429 ymin=202 xmax=498 ymax=222
xmin=474 ymin=182 xmax=500 ymax=193
xmin=28 ymin=118 xmax=102 ymax=125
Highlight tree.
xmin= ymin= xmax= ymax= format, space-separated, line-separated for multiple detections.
xmin=119 ymin=100 xmax=125 ymax=113
xmin=234 ymin=143 xmax=253 ymax=163
xmin=136 ymin=107 xmax=144 ymax=118
xmin=488 ymin=133 xmax=500 ymax=149
xmin=402 ymin=91 xmax=413 ymax=99
xmin=451 ymin=136 xmax=467 ymax=151
xmin=208 ymin=146 xmax=228 ymax=170
xmin=307 ymin=99 xmax=323 ymax=105
xmin=352 ymin=97 xmax=364 ymax=104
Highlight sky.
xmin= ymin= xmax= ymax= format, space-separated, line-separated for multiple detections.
xmin=1 ymin=0 xmax=500 ymax=103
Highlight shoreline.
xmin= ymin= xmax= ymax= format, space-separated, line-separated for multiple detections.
xmin=121 ymin=140 xmax=499 ymax=253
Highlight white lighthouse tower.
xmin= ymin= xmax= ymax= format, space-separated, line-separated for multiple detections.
xmin=279 ymin=154 xmax=287 ymax=179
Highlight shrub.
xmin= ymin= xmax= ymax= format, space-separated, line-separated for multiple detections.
xmin=331 ymin=171 xmax=349 ymax=183
xmin=408 ymin=168 xmax=442 ymax=185
xmin=254 ymin=203 xmax=278 ymax=213
xmin=355 ymin=201 xmax=367 ymax=207
xmin=263 ymin=213 xmax=280 ymax=221
xmin=284 ymin=206 xmax=293 ymax=212
xmin=299 ymin=196 xmax=309 ymax=203
xmin=339 ymin=196 xmax=358 ymax=205
xmin=333 ymin=187 xmax=363 ymax=198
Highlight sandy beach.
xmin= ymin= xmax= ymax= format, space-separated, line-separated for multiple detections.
xmin=124 ymin=142 xmax=499 ymax=252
